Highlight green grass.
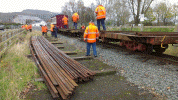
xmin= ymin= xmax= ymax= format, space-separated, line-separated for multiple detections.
xmin=164 ymin=44 xmax=178 ymax=56
xmin=108 ymin=27 xmax=175 ymax=32
xmin=143 ymin=28 xmax=174 ymax=32
xmin=0 ymin=30 xmax=46 ymax=100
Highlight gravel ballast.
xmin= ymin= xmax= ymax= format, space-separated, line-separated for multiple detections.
xmin=59 ymin=34 xmax=178 ymax=100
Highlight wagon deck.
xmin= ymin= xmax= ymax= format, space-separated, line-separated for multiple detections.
xmin=100 ymin=31 xmax=178 ymax=45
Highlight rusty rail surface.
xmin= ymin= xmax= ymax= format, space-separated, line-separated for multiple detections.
xmin=30 ymin=36 xmax=95 ymax=99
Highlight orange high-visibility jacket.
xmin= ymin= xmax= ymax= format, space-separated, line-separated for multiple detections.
xmin=50 ymin=24 xmax=54 ymax=32
xmin=42 ymin=26 xmax=48 ymax=32
xmin=62 ymin=16 xmax=68 ymax=25
xmin=21 ymin=25 xmax=25 ymax=28
xmin=95 ymin=5 xmax=106 ymax=19
xmin=84 ymin=23 xmax=99 ymax=43
xmin=81 ymin=26 xmax=85 ymax=29
xmin=28 ymin=24 xmax=32 ymax=29
xmin=25 ymin=25 xmax=28 ymax=30
xmin=72 ymin=13 xmax=79 ymax=23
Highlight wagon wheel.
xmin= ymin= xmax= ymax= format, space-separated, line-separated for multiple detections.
xmin=145 ymin=44 xmax=153 ymax=54
xmin=100 ymin=34 xmax=109 ymax=43
xmin=153 ymin=44 xmax=168 ymax=54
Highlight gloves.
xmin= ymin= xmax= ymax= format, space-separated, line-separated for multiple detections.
xmin=84 ymin=39 xmax=87 ymax=42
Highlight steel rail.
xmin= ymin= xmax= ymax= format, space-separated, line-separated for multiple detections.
xmin=42 ymin=36 xmax=94 ymax=75
xmin=37 ymin=37 xmax=78 ymax=87
xmin=32 ymin=37 xmax=72 ymax=96
xmin=40 ymin=37 xmax=79 ymax=79
xmin=41 ymin=37 xmax=86 ymax=81
xmin=41 ymin=37 xmax=93 ymax=81
xmin=29 ymin=44 xmax=59 ymax=98
xmin=36 ymin=37 xmax=77 ymax=90
xmin=30 ymin=36 xmax=96 ymax=99
xmin=31 ymin=37 xmax=58 ymax=85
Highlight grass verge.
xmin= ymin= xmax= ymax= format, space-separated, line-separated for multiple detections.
xmin=108 ymin=27 xmax=175 ymax=32
xmin=0 ymin=30 xmax=47 ymax=100
xmin=164 ymin=44 xmax=178 ymax=56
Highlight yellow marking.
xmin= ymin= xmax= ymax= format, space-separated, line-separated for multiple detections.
xmin=161 ymin=35 xmax=166 ymax=48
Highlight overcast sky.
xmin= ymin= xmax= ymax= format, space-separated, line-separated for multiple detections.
xmin=0 ymin=0 xmax=178 ymax=13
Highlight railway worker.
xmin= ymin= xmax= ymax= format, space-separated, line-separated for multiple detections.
xmin=53 ymin=25 xmax=58 ymax=38
xmin=84 ymin=21 xmax=99 ymax=57
xmin=25 ymin=24 xmax=28 ymax=31
xmin=72 ymin=12 xmax=79 ymax=29
xmin=41 ymin=25 xmax=48 ymax=36
xmin=41 ymin=25 xmax=44 ymax=36
xmin=28 ymin=24 xmax=32 ymax=32
xmin=81 ymin=24 xmax=85 ymax=29
xmin=21 ymin=25 xmax=25 ymax=28
xmin=95 ymin=5 xmax=106 ymax=31
xmin=50 ymin=24 xmax=54 ymax=37
xmin=62 ymin=15 xmax=68 ymax=29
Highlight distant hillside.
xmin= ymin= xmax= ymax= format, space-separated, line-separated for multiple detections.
xmin=22 ymin=9 xmax=58 ymax=15
xmin=0 ymin=9 xmax=60 ymax=23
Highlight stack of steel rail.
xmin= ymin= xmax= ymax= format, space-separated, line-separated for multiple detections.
xmin=30 ymin=36 xmax=95 ymax=99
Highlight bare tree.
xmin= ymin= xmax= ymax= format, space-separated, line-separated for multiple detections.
xmin=127 ymin=0 xmax=154 ymax=25
xmin=113 ymin=1 xmax=130 ymax=26
xmin=61 ymin=0 xmax=96 ymax=27
xmin=154 ymin=2 xmax=174 ymax=25
xmin=171 ymin=4 xmax=178 ymax=24
xmin=144 ymin=7 xmax=156 ymax=25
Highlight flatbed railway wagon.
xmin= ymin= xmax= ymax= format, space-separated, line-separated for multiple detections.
xmin=58 ymin=29 xmax=85 ymax=37
xmin=51 ymin=14 xmax=69 ymax=29
xmin=100 ymin=31 xmax=178 ymax=54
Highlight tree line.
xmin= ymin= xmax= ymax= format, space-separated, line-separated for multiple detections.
xmin=61 ymin=0 xmax=178 ymax=27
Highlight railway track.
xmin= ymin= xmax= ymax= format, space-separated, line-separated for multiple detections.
xmin=30 ymin=28 xmax=178 ymax=99
xmin=57 ymin=33 xmax=178 ymax=99
xmin=97 ymin=41 xmax=178 ymax=70
xmin=59 ymin=29 xmax=178 ymax=55
xmin=66 ymin=36 xmax=178 ymax=71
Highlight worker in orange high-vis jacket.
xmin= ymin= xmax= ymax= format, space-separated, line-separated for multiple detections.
xmin=84 ymin=21 xmax=99 ymax=57
xmin=72 ymin=12 xmax=79 ymax=29
xmin=28 ymin=24 xmax=32 ymax=32
xmin=50 ymin=24 xmax=54 ymax=37
xmin=81 ymin=24 xmax=85 ymax=29
xmin=25 ymin=24 xmax=28 ymax=31
xmin=41 ymin=25 xmax=48 ymax=36
xmin=95 ymin=5 xmax=106 ymax=31
xmin=62 ymin=15 xmax=68 ymax=29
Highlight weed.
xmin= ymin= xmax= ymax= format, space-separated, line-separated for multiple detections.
xmin=164 ymin=44 xmax=178 ymax=56
xmin=90 ymin=66 xmax=94 ymax=68
xmin=0 ymin=30 xmax=45 ymax=100
xmin=23 ymin=31 xmax=27 ymax=35
xmin=75 ymin=49 xmax=80 ymax=53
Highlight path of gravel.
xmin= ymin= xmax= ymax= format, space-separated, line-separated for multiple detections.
xmin=58 ymin=34 xmax=178 ymax=100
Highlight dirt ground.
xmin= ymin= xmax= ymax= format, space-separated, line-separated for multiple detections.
xmin=25 ymin=36 xmax=163 ymax=100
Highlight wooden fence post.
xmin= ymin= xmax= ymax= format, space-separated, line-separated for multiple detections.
xmin=0 ymin=35 xmax=2 ymax=51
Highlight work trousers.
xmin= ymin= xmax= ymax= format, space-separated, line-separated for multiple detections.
xmin=53 ymin=32 xmax=57 ymax=38
xmin=64 ymin=25 xmax=67 ymax=29
xmin=73 ymin=22 xmax=77 ymax=29
xmin=86 ymin=42 xmax=97 ymax=56
xmin=97 ymin=18 xmax=106 ymax=31
xmin=51 ymin=31 xmax=53 ymax=37
xmin=42 ymin=32 xmax=47 ymax=36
